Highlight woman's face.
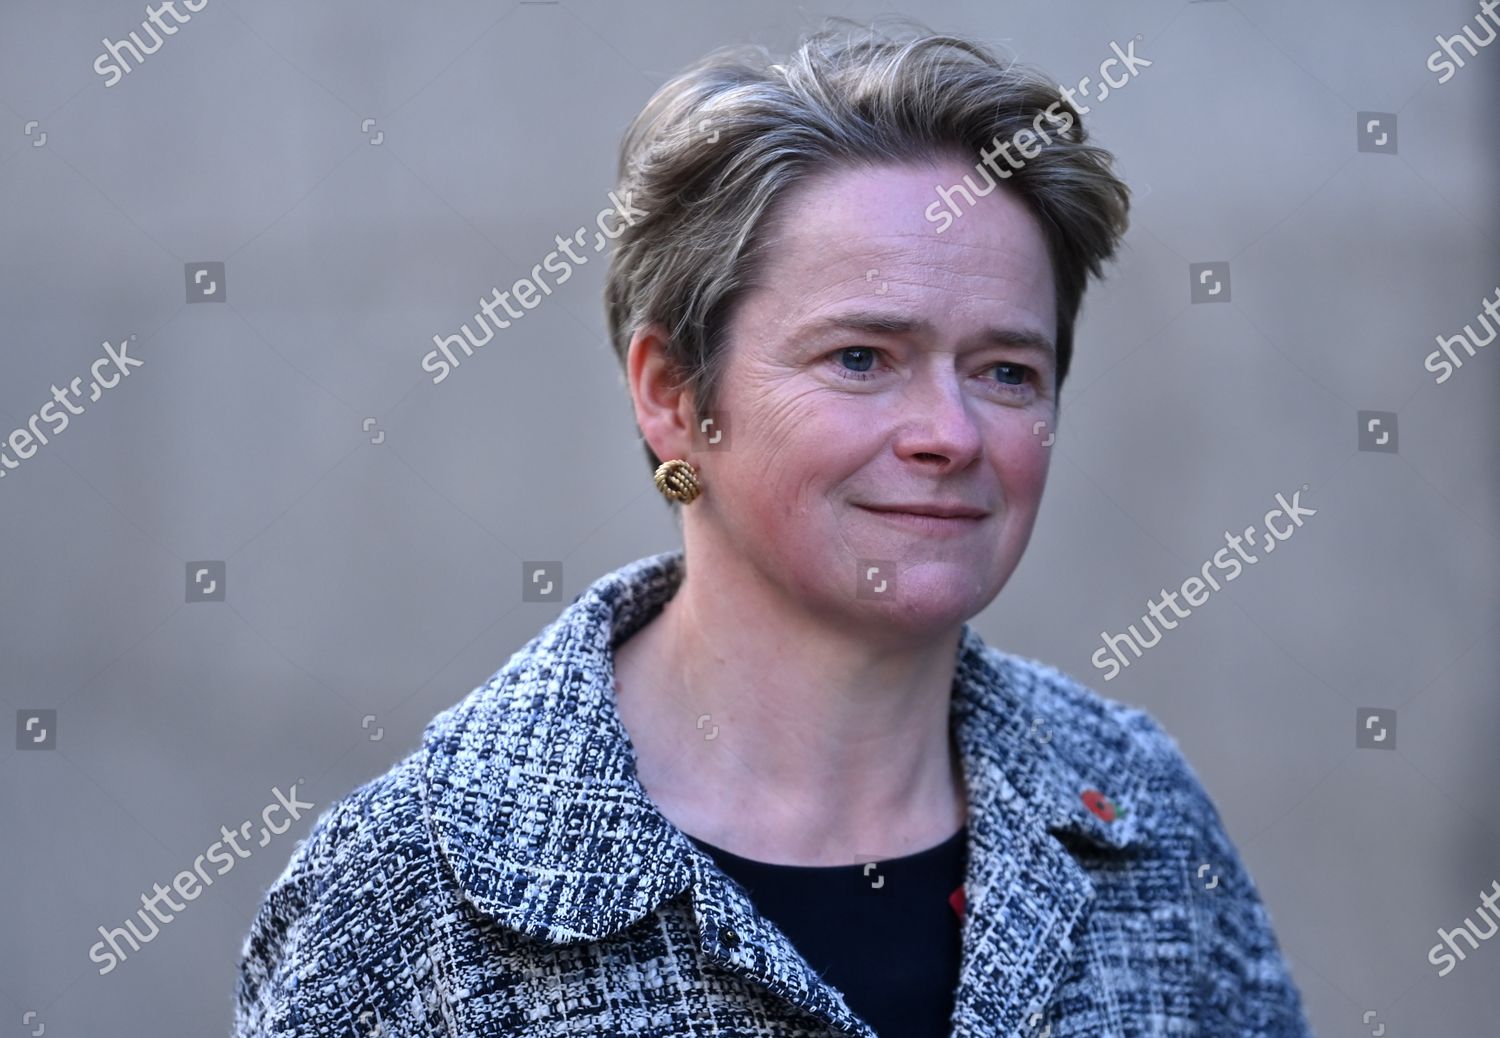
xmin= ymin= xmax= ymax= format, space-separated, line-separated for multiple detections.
xmin=690 ymin=158 xmax=1059 ymax=638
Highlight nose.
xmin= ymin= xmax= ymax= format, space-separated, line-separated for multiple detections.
xmin=892 ymin=366 xmax=984 ymax=471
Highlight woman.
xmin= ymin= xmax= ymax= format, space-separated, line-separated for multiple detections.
xmin=235 ymin=18 xmax=1314 ymax=1038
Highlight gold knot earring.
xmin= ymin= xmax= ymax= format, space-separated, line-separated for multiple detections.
xmin=654 ymin=459 xmax=702 ymax=504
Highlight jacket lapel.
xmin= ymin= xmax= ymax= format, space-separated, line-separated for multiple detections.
xmin=418 ymin=552 xmax=698 ymax=944
xmin=683 ymin=856 xmax=883 ymax=1036
xmin=948 ymin=625 xmax=1150 ymax=1037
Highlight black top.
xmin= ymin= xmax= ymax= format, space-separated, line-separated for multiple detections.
xmin=685 ymin=826 xmax=967 ymax=1038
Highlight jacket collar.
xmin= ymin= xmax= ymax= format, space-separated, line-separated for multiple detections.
xmin=418 ymin=548 xmax=1159 ymax=1034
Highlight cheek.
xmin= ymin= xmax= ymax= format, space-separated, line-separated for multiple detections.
xmin=739 ymin=389 xmax=861 ymax=484
xmin=716 ymin=408 xmax=830 ymax=524
xmin=992 ymin=426 xmax=1052 ymax=511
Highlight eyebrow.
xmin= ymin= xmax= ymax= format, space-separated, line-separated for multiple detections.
xmin=800 ymin=310 xmax=1056 ymax=357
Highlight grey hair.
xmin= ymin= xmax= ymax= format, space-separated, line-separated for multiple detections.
xmin=602 ymin=16 xmax=1131 ymax=494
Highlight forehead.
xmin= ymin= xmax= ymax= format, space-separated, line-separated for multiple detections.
xmin=749 ymin=159 xmax=1057 ymax=337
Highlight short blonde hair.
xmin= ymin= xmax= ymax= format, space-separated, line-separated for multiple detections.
xmin=603 ymin=16 xmax=1131 ymax=484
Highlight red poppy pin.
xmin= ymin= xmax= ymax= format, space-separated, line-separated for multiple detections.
xmin=1081 ymin=788 xmax=1127 ymax=822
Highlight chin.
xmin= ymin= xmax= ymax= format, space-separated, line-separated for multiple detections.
xmin=861 ymin=565 xmax=996 ymax=626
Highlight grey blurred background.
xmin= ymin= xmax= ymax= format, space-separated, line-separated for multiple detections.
xmin=2 ymin=0 xmax=1497 ymax=1034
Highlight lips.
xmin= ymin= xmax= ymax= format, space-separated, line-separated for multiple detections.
xmin=857 ymin=503 xmax=989 ymax=519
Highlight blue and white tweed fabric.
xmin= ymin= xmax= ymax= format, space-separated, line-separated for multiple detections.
xmin=233 ymin=547 xmax=1315 ymax=1037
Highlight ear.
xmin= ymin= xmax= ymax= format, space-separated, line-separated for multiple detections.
xmin=626 ymin=322 xmax=697 ymax=465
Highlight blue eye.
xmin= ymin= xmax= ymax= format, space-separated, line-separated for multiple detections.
xmin=991 ymin=362 xmax=1031 ymax=386
xmin=833 ymin=347 xmax=879 ymax=380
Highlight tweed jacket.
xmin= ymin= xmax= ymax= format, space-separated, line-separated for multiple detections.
xmin=233 ymin=548 xmax=1315 ymax=1037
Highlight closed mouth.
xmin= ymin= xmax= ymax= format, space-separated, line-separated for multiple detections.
xmin=856 ymin=504 xmax=988 ymax=520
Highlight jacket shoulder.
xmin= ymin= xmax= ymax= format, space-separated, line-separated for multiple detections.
xmin=233 ymin=753 xmax=449 ymax=1038
xmin=985 ymin=646 xmax=1265 ymax=862
xmin=980 ymin=646 xmax=1189 ymax=785
xmin=985 ymin=648 xmax=1315 ymax=1035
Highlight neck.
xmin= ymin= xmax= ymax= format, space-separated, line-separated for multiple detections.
xmin=613 ymin=539 xmax=968 ymax=867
